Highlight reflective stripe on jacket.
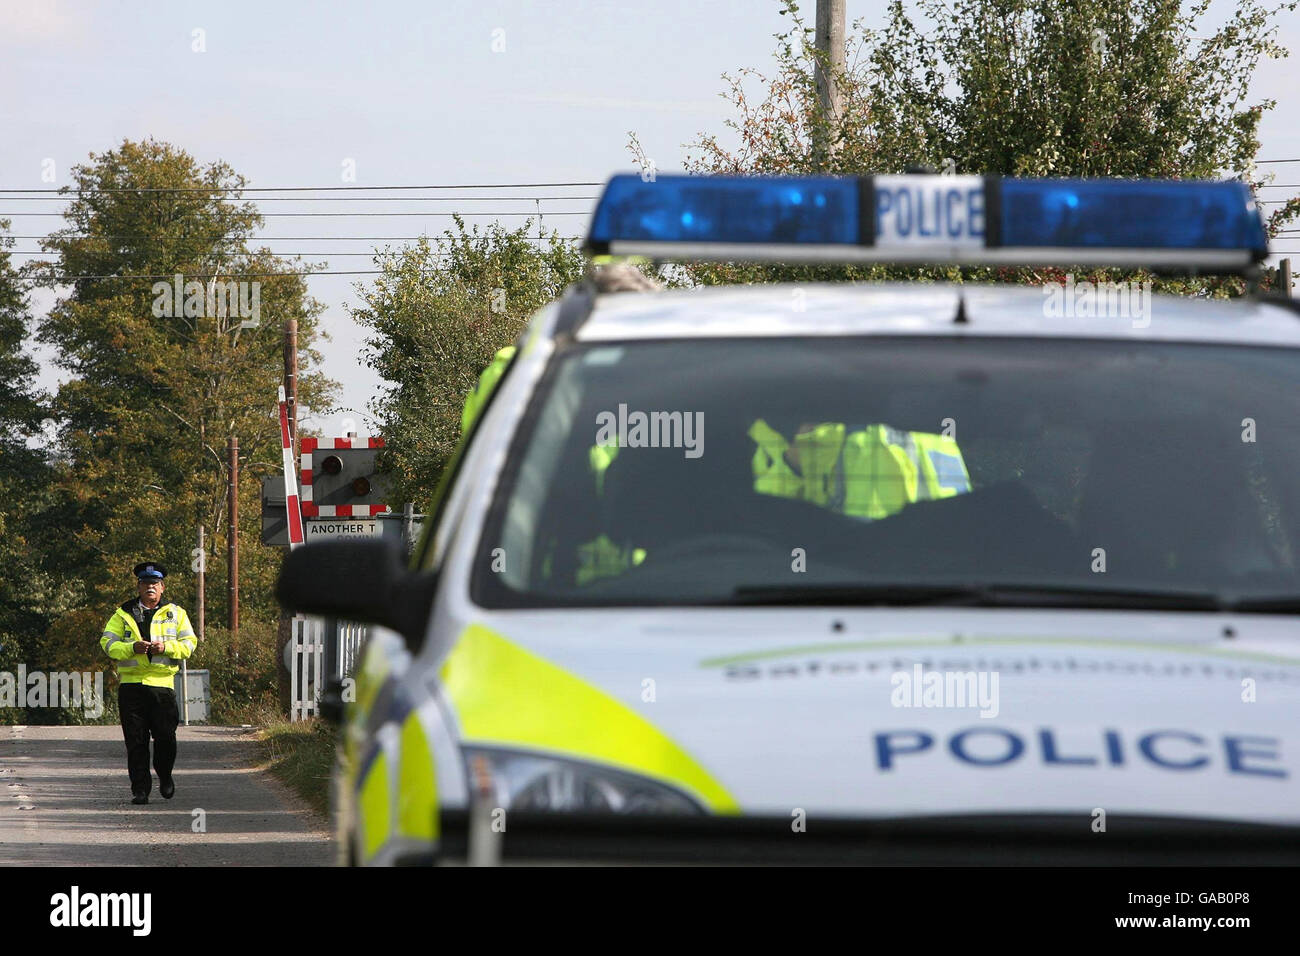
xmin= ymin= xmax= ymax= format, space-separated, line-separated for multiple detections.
xmin=100 ymin=602 xmax=198 ymax=688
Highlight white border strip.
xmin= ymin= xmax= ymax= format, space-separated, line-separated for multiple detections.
xmin=605 ymin=241 xmax=1257 ymax=270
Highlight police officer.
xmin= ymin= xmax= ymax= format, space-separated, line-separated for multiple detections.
xmin=99 ymin=563 xmax=197 ymax=804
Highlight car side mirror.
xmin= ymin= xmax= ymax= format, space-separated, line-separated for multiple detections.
xmin=275 ymin=539 xmax=437 ymax=652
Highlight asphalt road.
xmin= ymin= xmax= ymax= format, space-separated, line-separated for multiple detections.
xmin=0 ymin=724 xmax=333 ymax=866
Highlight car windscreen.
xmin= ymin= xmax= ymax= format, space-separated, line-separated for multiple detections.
xmin=472 ymin=337 xmax=1300 ymax=608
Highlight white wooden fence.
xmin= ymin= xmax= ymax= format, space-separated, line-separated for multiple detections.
xmin=290 ymin=616 xmax=368 ymax=721
xmin=337 ymin=620 xmax=367 ymax=682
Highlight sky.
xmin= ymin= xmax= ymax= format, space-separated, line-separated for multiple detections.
xmin=4 ymin=0 xmax=1299 ymax=438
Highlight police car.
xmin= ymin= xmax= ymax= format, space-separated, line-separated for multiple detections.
xmin=279 ymin=173 xmax=1300 ymax=865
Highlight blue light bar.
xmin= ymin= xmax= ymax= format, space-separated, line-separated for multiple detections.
xmin=585 ymin=173 xmax=1268 ymax=272
xmin=587 ymin=174 xmax=859 ymax=246
xmin=998 ymin=179 xmax=1267 ymax=251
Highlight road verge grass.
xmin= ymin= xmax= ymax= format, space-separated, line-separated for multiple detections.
xmin=257 ymin=718 xmax=336 ymax=817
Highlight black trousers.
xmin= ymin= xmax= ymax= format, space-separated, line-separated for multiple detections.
xmin=118 ymin=683 xmax=179 ymax=795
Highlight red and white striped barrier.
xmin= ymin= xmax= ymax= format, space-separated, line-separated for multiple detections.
xmin=300 ymin=436 xmax=390 ymax=518
xmin=278 ymin=386 xmax=305 ymax=549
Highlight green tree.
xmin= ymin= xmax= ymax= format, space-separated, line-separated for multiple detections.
xmin=648 ymin=0 xmax=1299 ymax=291
xmin=31 ymin=139 xmax=337 ymax=688
xmin=0 ymin=223 xmax=45 ymax=450
xmin=352 ymin=218 xmax=585 ymax=507
xmin=0 ymin=218 xmax=57 ymax=717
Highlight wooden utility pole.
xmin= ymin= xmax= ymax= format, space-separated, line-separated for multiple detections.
xmin=283 ymin=317 xmax=298 ymax=455
xmin=227 ymin=436 xmax=239 ymax=635
xmin=814 ymin=0 xmax=846 ymax=167
xmin=1282 ymin=258 xmax=1293 ymax=298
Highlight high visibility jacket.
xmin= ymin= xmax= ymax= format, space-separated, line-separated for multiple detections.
xmin=100 ymin=601 xmax=197 ymax=688
xmin=460 ymin=345 xmax=517 ymax=436
xmin=750 ymin=419 xmax=971 ymax=519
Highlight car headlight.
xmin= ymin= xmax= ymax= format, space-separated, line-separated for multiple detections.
xmin=463 ymin=747 xmax=705 ymax=815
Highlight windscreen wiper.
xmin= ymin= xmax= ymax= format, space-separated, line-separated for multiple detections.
xmin=731 ymin=584 xmax=987 ymax=606
xmin=730 ymin=582 xmax=1230 ymax=610
xmin=1227 ymin=595 xmax=1300 ymax=613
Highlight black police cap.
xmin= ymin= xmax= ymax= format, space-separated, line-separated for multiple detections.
xmin=133 ymin=562 xmax=167 ymax=580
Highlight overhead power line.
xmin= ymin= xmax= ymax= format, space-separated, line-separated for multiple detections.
xmin=28 ymin=270 xmax=387 ymax=280
xmin=8 ymin=239 xmax=586 ymax=257
xmin=10 ymin=250 xmax=579 ymax=259
xmin=0 ymin=209 xmax=590 ymax=217
xmin=1 ymin=168 xmax=1297 ymax=193
xmin=8 ymin=236 xmax=584 ymax=247
xmin=4 ymin=234 xmax=580 ymax=240
xmin=0 ymin=181 xmax=604 ymax=194
xmin=0 ymin=194 xmax=599 ymax=203
xmin=1 ymin=210 xmax=593 ymax=218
